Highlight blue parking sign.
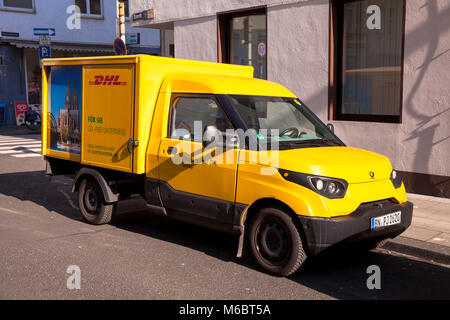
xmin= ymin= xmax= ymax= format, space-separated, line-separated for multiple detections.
xmin=39 ymin=46 xmax=51 ymax=60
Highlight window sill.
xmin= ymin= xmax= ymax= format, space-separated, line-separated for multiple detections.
xmin=80 ymin=14 xmax=104 ymax=20
xmin=0 ymin=7 xmax=35 ymax=14
xmin=335 ymin=114 xmax=401 ymax=124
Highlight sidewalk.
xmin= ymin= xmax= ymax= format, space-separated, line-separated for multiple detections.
xmin=0 ymin=125 xmax=40 ymax=136
xmin=383 ymin=193 xmax=450 ymax=265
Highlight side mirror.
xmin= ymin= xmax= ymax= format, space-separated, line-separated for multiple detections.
xmin=202 ymin=126 xmax=240 ymax=149
xmin=326 ymin=123 xmax=334 ymax=133
xmin=202 ymin=125 xmax=221 ymax=148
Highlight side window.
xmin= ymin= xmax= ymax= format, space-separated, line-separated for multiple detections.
xmin=169 ymin=96 xmax=233 ymax=141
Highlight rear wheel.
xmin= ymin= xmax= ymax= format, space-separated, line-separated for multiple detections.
xmin=248 ymin=207 xmax=307 ymax=276
xmin=78 ymin=177 xmax=115 ymax=225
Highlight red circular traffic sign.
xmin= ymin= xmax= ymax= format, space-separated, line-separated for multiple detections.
xmin=257 ymin=42 xmax=266 ymax=56
xmin=113 ymin=38 xmax=127 ymax=55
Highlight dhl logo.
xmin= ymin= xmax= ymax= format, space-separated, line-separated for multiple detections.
xmin=89 ymin=75 xmax=127 ymax=86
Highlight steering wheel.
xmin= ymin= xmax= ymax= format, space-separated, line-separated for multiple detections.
xmin=279 ymin=127 xmax=300 ymax=138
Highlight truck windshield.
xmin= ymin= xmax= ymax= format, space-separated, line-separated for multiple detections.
xmin=227 ymin=95 xmax=343 ymax=148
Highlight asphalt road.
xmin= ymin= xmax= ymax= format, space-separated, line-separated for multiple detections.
xmin=0 ymin=134 xmax=450 ymax=300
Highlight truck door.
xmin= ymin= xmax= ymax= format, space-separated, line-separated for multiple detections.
xmin=157 ymin=95 xmax=239 ymax=226
xmin=81 ymin=65 xmax=135 ymax=173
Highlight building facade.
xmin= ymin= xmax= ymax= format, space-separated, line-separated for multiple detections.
xmin=0 ymin=0 xmax=160 ymax=125
xmin=130 ymin=0 xmax=450 ymax=198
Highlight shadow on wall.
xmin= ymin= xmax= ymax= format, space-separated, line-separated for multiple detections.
xmin=402 ymin=1 xmax=450 ymax=197
xmin=0 ymin=44 xmax=28 ymax=125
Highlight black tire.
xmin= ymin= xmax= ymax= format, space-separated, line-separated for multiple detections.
xmin=78 ymin=177 xmax=115 ymax=225
xmin=248 ymin=207 xmax=307 ymax=276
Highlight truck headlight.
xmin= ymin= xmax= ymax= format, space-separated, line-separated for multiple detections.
xmin=278 ymin=169 xmax=348 ymax=199
xmin=390 ymin=169 xmax=402 ymax=189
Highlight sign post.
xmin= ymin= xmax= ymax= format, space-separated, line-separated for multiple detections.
xmin=126 ymin=33 xmax=140 ymax=45
xmin=132 ymin=9 xmax=155 ymax=22
xmin=113 ymin=38 xmax=127 ymax=56
xmin=33 ymin=28 xmax=56 ymax=37
xmin=38 ymin=35 xmax=52 ymax=67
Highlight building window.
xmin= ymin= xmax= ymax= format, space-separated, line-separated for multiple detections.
xmin=0 ymin=0 xmax=34 ymax=11
xmin=75 ymin=0 xmax=102 ymax=17
xmin=218 ymin=8 xmax=267 ymax=80
xmin=331 ymin=0 xmax=405 ymax=123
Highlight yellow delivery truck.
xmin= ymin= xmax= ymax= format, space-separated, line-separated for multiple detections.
xmin=42 ymin=55 xmax=412 ymax=276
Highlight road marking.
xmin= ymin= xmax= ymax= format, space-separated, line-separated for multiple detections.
xmin=0 ymin=136 xmax=40 ymax=141
xmin=0 ymin=144 xmax=41 ymax=150
xmin=0 ymin=137 xmax=42 ymax=158
xmin=0 ymin=135 xmax=40 ymax=139
xmin=0 ymin=141 xmax=41 ymax=146
xmin=0 ymin=148 xmax=41 ymax=154
xmin=12 ymin=153 xmax=43 ymax=158
xmin=0 ymin=139 xmax=39 ymax=143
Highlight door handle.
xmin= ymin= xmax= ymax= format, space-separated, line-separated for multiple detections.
xmin=167 ymin=146 xmax=177 ymax=155
xmin=127 ymin=138 xmax=139 ymax=153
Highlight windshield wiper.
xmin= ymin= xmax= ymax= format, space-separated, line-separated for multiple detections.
xmin=278 ymin=139 xmax=341 ymax=149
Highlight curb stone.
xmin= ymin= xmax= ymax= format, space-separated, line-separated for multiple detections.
xmin=381 ymin=236 xmax=450 ymax=266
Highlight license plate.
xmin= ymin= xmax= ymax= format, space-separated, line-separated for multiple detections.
xmin=371 ymin=211 xmax=401 ymax=230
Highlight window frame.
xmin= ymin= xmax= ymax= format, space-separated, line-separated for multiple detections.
xmin=329 ymin=0 xmax=406 ymax=123
xmin=0 ymin=0 xmax=35 ymax=13
xmin=168 ymin=94 xmax=235 ymax=142
xmin=75 ymin=0 xmax=103 ymax=19
xmin=217 ymin=7 xmax=268 ymax=80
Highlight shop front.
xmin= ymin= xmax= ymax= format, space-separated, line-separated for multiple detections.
xmin=0 ymin=40 xmax=113 ymax=125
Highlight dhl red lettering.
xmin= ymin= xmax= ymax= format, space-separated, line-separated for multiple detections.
xmin=94 ymin=75 xmax=104 ymax=85
xmin=90 ymin=75 xmax=127 ymax=86
xmin=104 ymin=75 xmax=115 ymax=85
xmin=113 ymin=75 xmax=121 ymax=85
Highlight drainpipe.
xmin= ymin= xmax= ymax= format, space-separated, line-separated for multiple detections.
xmin=118 ymin=2 xmax=126 ymax=43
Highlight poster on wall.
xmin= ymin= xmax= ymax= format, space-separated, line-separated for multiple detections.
xmin=15 ymin=102 xmax=28 ymax=126
xmin=48 ymin=66 xmax=82 ymax=154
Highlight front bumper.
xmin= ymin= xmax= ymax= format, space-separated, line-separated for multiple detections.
xmin=297 ymin=200 xmax=413 ymax=255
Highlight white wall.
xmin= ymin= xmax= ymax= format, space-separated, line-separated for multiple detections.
xmin=267 ymin=0 xmax=329 ymax=119
xmin=174 ymin=16 xmax=217 ymax=61
xmin=0 ymin=0 xmax=159 ymax=47
xmin=130 ymin=0 xmax=304 ymax=28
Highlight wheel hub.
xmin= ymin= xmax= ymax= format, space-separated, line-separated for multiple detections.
xmin=258 ymin=221 xmax=289 ymax=263
xmin=84 ymin=183 xmax=100 ymax=214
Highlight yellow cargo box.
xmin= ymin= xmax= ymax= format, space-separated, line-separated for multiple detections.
xmin=42 ymin=54 xmax=254 ymax=173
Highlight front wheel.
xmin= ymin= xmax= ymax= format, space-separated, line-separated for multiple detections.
xmin=78 ymin=177 xmax=115 ymax=225
xmin=248 ymin=207 xmax=307 ymax=276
